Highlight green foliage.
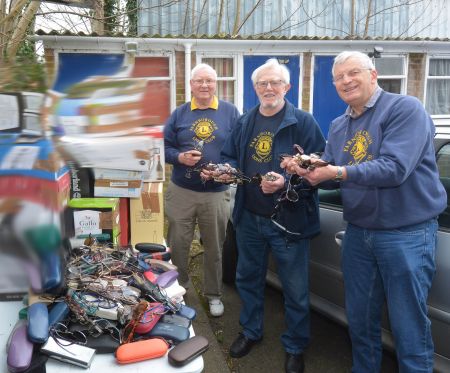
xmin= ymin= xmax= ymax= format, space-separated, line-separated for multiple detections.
xmin=126 ymin=0 xmax=138 ymax=36
xmin=104 ymin=0 xmax=119 ymax=33
xmin=1 ymin=39 xmax=47 ymax=93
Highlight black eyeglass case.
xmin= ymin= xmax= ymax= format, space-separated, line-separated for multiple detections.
xmin=135 ymin=242 xmax=167 ymax=253
xmin=168 ymin=335 xmax=209 ymax=367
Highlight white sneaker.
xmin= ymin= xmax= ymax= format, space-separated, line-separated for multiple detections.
xmin=209 ymin=298 xmax=224 ymax=317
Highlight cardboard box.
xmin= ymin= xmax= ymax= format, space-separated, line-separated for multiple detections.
xmin=0 ymin=172 xmax=70 ymax=211
xmin=93 ymin=168 xmax=143 ymax=181
xmin=67 ymin=161 xmax=95 ymax=199
xmin=94 ymin=179 xmax=143 ymax=198
xmin=68 ymin=198 xmax=120 ymax=244
xmin=140 ymin=126 xmax=165 ymax=182
xmin=57 ymin=135 xmax=152 ymax=171
xmin=130 ymin=182 xmax=164 ymax=246
xmin=0 ymin=134 xmax=69 ymax=181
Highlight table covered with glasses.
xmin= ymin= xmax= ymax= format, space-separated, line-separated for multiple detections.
xmin=1 ymin=242 xmax=204 ymax=373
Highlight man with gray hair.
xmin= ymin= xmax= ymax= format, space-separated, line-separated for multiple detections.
xmin=221 ymin=58 xmax=325 ymax=373
xmin=284 ymin=51 xmax=446 ymax=372
xmin=164 ymin=63 xmax=240 ymax=317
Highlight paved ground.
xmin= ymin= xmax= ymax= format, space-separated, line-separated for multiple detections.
xmin=186 ymin=243 xmax=399 ymax=373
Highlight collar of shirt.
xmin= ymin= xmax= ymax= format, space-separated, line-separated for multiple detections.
xmin=345 ymin=86 xmax=382 ymax=118
xmin=191 ymin=95 xmax=219 ymax=111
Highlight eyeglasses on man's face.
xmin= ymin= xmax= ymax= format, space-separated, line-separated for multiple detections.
xmin=255 ymin=79 xmax=285 ymax=89
xmin=333 ymin=68 xmax=371 ymax=84
xmin=192 ymin=79 xmax=216 ymax=86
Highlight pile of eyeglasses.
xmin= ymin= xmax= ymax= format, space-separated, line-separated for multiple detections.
xmin=280 ymin=144 xmax=329 ymax=170
xmin=6 ymin=240 xmax=202 ymax=371
xmin=189 ymin=161 xmax=280 ymax=185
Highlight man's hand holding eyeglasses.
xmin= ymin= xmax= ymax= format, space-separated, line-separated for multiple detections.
xmin=178 ymin=150 xmax=202 ymax=166
xmin=283 ymin=158 xmax=346 ymax=186
xmin=260 ymin=171 xmax=284 ymax=194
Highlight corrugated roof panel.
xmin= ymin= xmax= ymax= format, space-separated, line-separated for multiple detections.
xmin=138 ymin=0 xmax=450 ymax=39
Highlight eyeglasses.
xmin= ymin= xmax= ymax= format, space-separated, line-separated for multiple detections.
xmin=255 ymin=80 xmax=285 ymax=89
xmin=278 ymin=175 xmax=299 ymax=203
xmin=333 ymin=68 xmax=371 ymax=84
xmin=192 ymin=79 xmax=216 ymax=86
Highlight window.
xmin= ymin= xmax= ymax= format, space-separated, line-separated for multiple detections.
xmin=374 ymin=57 xmax=406 ymax=94
xmin=437 ymin=142 xmax=450 ymax=229
xmin=426 ymin=58 xmax=450 ymax=116
xmin=200 ymin=57 xmax=236 ymax=104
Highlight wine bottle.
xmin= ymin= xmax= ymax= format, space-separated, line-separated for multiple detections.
xmin=156 ymin=155 xmax=164 ymax=180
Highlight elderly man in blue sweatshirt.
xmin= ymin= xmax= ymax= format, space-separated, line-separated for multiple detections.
xmin=164 ymin=63 xmax=240 ymax=317
xmin=284 ymin=51 xmax=446 ymax=373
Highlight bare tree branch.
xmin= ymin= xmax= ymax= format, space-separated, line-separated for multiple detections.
xmin=234 ymin=0 xmax=263 ymax=36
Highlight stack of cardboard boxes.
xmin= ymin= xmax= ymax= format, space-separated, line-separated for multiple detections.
xmin=46 ymin=75 xmax=166 ymax=247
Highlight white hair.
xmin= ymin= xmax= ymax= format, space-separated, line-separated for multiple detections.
xmin=332 ymin=51 xmax=375 ymax=76
xmin=190 ymin=63 xmax=217 ymax=80
xmin=251 ymin=58 xmax=290 ymax=84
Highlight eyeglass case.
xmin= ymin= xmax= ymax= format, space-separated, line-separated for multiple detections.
xmin=161 ymin=313 xmax=192 ymax=329
xmin=115 ymin=338 xmax=169 ymax=364
xmin=145 ymin=322 xmax=190 ymax=345
xmin=27 ymin=302 xmax=49 ymax=343
xmin=168 ymin=335 xmax=209 ymax=367
xmin=48 ymin=301 xmax=69 ymax=327
xmin=135 ymin=242 xmax=167 ymax=253
xmin=176 ymin=304 xmax=196 ymax=320
xmin=7 ymin=321 xmax=34 ymax=373
xmin=134 ymin=302 xmax=165 ymax=334
xmin=155 ymin=270 xmax=179 ymax=288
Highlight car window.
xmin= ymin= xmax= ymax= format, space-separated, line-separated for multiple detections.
xmin=437 ymin=143 xmax=450 ymax=229
xmin=318 ymin=189 xmax=342 ymax=208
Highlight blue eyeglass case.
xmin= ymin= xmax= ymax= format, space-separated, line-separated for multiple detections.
xmin=27 ymin=302 xmax=49 ymax=343
xmin=145 ymin=322 xmax=190 ymax=345
xmin=48 ymin=301 xmax=69 ymax=327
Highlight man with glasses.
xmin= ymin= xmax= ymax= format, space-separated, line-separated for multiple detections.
xmin=220 ymin=59 xmax=325 ymax=373
xmin=285 ymin=51 xmax=446 ymax=372
xmin=164 ymin=63 xmax=240 ymax=317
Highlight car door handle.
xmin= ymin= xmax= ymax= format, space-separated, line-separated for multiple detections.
xmin=335 ymin=231 xmax=345 ymax=247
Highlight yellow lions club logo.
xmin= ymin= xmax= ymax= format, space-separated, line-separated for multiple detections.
xmin=344 ymin=130 xmax=373 ymax=164
xmin=250 ymin=131 xmax=273 ymax=162
xmin=191 ymin=118 xmax=217 ymax=142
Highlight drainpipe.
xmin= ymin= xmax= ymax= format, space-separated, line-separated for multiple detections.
xmin=184 ymin=43 xmax=192 ymax=102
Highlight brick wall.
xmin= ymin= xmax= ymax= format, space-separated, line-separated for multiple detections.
xmin=301 ymin=52 xmax=312 ymax=111
xmin=407 ymin=53 xmax=426 ymax=101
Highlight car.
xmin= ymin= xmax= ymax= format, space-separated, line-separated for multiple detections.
xmin=223 ymin=130 xmax=450 ymax=372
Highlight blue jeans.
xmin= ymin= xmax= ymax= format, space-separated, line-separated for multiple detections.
xmin=342 ymin=219 xmax=438 ymax=373
xmin=235 ymin=209 xmax=310 ymax=354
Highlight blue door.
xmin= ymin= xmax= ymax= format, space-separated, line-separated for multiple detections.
xmin=312 ymin=55 xmax=347 ymax=138
xmin=243 ymin=56 xmax=299 ymax=113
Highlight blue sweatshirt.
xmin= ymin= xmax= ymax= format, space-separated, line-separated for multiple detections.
xmin=324 ymin=90 xmax=447 ymax=229
xmin=164 ymin=98 xmax=240 ymax=192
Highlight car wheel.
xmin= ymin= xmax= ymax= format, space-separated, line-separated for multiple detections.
xmin=222 ymin=220 xmax=238 ymax=284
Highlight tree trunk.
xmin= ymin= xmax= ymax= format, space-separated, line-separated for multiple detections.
xmin=6 ymin=0 xmax=39 ymax=61
xmin=216 ymin=0 xmax=224 ymax=34
xmin=92 ymin=0 xmax=105 ymax=35
xmin=232 ymin=0 xmax=241 ymax=35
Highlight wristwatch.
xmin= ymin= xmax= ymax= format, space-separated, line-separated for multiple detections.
xmin=334 ymin=166 xmax=344 ymax=181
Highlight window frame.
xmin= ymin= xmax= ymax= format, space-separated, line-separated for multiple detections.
xmin=196 ymin=53 xmax=238 ymax=107
xmin=424 ymin=56 xmax=450 ymax=120
xmin=373 ymin=54 xmax=408 ymax=95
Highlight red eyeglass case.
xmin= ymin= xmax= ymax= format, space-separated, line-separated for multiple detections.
xmin=134 ymin=302 xmax=165 ymax=334
xmin=115 ymin=338 xmax=169 ymax=364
